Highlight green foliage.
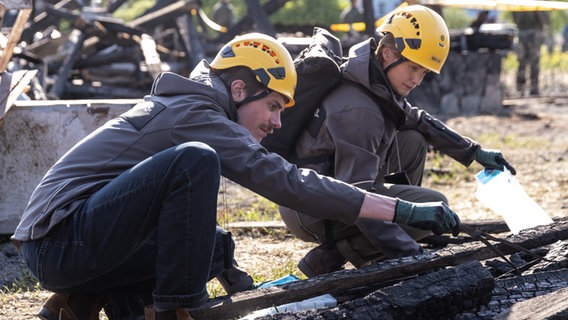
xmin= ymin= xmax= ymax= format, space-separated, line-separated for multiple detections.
xmin=550 ymin=9 xmax=568 ymax=34
xmin=502 ymin=47 xmax=568 ymax=72
xmin=0 ymin=269 xmax=40 ymax=293
xmin=269 ymin=0 xmax=344 ymax=26
xmin=541 ymin=48 xmax=568 ymax=71
xmin=442 ymin=7 xmax=476 ymax=30
xmin=112 ymin=0 xmax=156 ymax=21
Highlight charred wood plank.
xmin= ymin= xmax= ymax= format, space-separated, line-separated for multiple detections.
xmin=74 ymin=46 xmax=140 ymax=68
xmin=493 ymin=286 xmax=568 ymax=320
xmin=63 ymin=83 xmax=148 ymax=99
xmin=193 ymin=261 xmax=493 ymax=320
xmin=130 ymin=0 xmax=199 ymax=31
xmin=48 ymin=29 xmax=86 ymax=99
xmin=262 ymin=261 xmax=494 ymax=320
xmin=189 ymin=218 xmax=568 ymax=319
xmin=20 ymin=0 xmax=78 ymax=43
xmin=456 ymin=269 xmax=568 ymax=319
xmin=176 ymin=13 xmax=205 ymax=69
xmin=434 ymin=217 xmax=568 ymax=265
xmin=524 ymin=239 xmax=568 ymax=274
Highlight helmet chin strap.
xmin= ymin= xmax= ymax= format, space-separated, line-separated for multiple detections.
xmin=235 ymin=89 xmax=273 ymax=108
xmin=383 ymin=56 xmax=406 ymax=75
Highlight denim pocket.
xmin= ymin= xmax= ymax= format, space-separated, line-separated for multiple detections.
xmin=35 ymin=237 xmax=96 ymax=291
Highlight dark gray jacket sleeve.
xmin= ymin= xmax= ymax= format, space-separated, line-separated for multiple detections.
xmin=172 ymin=107 xmax=365 ymax=225
xmin=401 ymin=101 xmax=480 ymax=166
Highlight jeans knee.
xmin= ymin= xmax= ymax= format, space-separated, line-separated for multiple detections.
xmin=175 ymin=142 xmax=220 ymax=174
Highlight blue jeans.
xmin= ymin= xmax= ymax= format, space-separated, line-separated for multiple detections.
xmin=21 ymin=142 xmax=226 ymax=317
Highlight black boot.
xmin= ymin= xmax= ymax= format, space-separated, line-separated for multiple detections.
xmin=298 ymin=243 xmax=347 ymax=278
xmin=216 ymin=260 xmax=254 ymax=294
xmin=144 ymin=306 xmax=193 ymax=320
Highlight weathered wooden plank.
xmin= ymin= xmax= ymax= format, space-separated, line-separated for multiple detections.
xmin=0 ymin=7 xmax=32 ymax=73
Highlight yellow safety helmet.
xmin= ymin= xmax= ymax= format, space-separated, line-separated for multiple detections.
xmin=376 ymin=5 xmax=450 ymax=74
xmin=210 ymin=33 xmax=297 ymax=107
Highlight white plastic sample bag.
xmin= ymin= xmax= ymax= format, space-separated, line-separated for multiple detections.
xmin=475 ymin=168 xmax=553 ymax=234
xmin=240 ymin=274 xmax=337 ymax=319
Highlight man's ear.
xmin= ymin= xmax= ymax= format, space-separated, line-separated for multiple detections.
xmin=381 ymin=48 xmax=397 ymax=69
xmin=230 ymin=80 xmax=246 ymax=103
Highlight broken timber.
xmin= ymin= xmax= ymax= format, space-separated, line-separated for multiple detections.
xmin=258 ymin=261 xmax=495 ymax=320
xmin=189 ymin=218 xmax=568 ymax=319
xmin=493 ymin=284 xmax=568 ymax=320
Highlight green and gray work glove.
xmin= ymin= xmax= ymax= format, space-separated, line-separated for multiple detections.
xmin=474 ymin=148 xmax=516 ymax=175
xmin=393 ymin=199 xmax=461 ymax=236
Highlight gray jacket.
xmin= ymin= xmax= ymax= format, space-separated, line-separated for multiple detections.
xmin=13 ymin=61 xmax=365 ymax=241
xmin=293 ymin=38 xmax=479 ymax=189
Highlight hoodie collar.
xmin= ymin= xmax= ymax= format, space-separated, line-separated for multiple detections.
xmin=150 ymin=60 xmax=238 ymax=121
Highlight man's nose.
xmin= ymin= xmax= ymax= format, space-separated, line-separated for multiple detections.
xmin=271 ymin=112 xmax=282 ymax=129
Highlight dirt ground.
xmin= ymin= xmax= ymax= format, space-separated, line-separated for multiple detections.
xmin=0 ymin=96 xmax=567 ymax=319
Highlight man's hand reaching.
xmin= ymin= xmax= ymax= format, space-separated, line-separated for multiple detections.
xmin=393 ymin=199 xmax=461 ymax=236
xmin=474 ymin=148 xmax=516 ymax=175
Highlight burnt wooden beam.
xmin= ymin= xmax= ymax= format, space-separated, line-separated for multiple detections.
xmin=74 ymin=46 xmax=139 ymax=68
xmin=460 ymin=269 xmax=568 ymax=319
xmin=191 ymin=261 xmax=494 ymax=320
xmin=47 ymin=29 xmax=86 ymax=99
xmin=129 ymin=0 xmax=200 ymax=31
xmin=176 ymin=13 xmax=205 ymax=70
xmin=20 ymin=0 xmax=78 ymax=43
xmin=261 ymin=261 xmax=494 ymax=320
xmin=188 ymin=218 xmax=568 ymax=319
xmin=63 ymin=83 xmax=148 ymax=99
xmin=494 ymin=287 xmax=568 ymax=320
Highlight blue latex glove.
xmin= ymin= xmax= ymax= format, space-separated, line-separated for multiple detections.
xmin=474 ymin=148 xmax=516 ymax=175
xmin=393 ymin=199 xmax=461 ymax=236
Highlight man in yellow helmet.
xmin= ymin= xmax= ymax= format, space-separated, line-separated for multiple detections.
xmin=279 ymin=5 xmax=516 ymax=278
xmin=12 ymin=31 xmax=460 ymax=319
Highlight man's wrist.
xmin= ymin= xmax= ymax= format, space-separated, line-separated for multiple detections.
xmin=393 ymin=198 xmax=412 ymax=225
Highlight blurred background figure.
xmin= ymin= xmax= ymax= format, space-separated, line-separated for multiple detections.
xmin=562 ymin=23 xmax=568 ymax=53
xmin=469 ymin=10 xmax=490 ymax=33
xmin=340 ymin=0 xmax=363 ymax=25
xmin=212 ymin=0 xmax=234 ymax=28
xmin=512 ymin=10 xmax=550 ymax=96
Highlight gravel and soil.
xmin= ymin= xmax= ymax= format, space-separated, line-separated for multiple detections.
xmin=0 ymin=96 xmax=567 ymax=319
